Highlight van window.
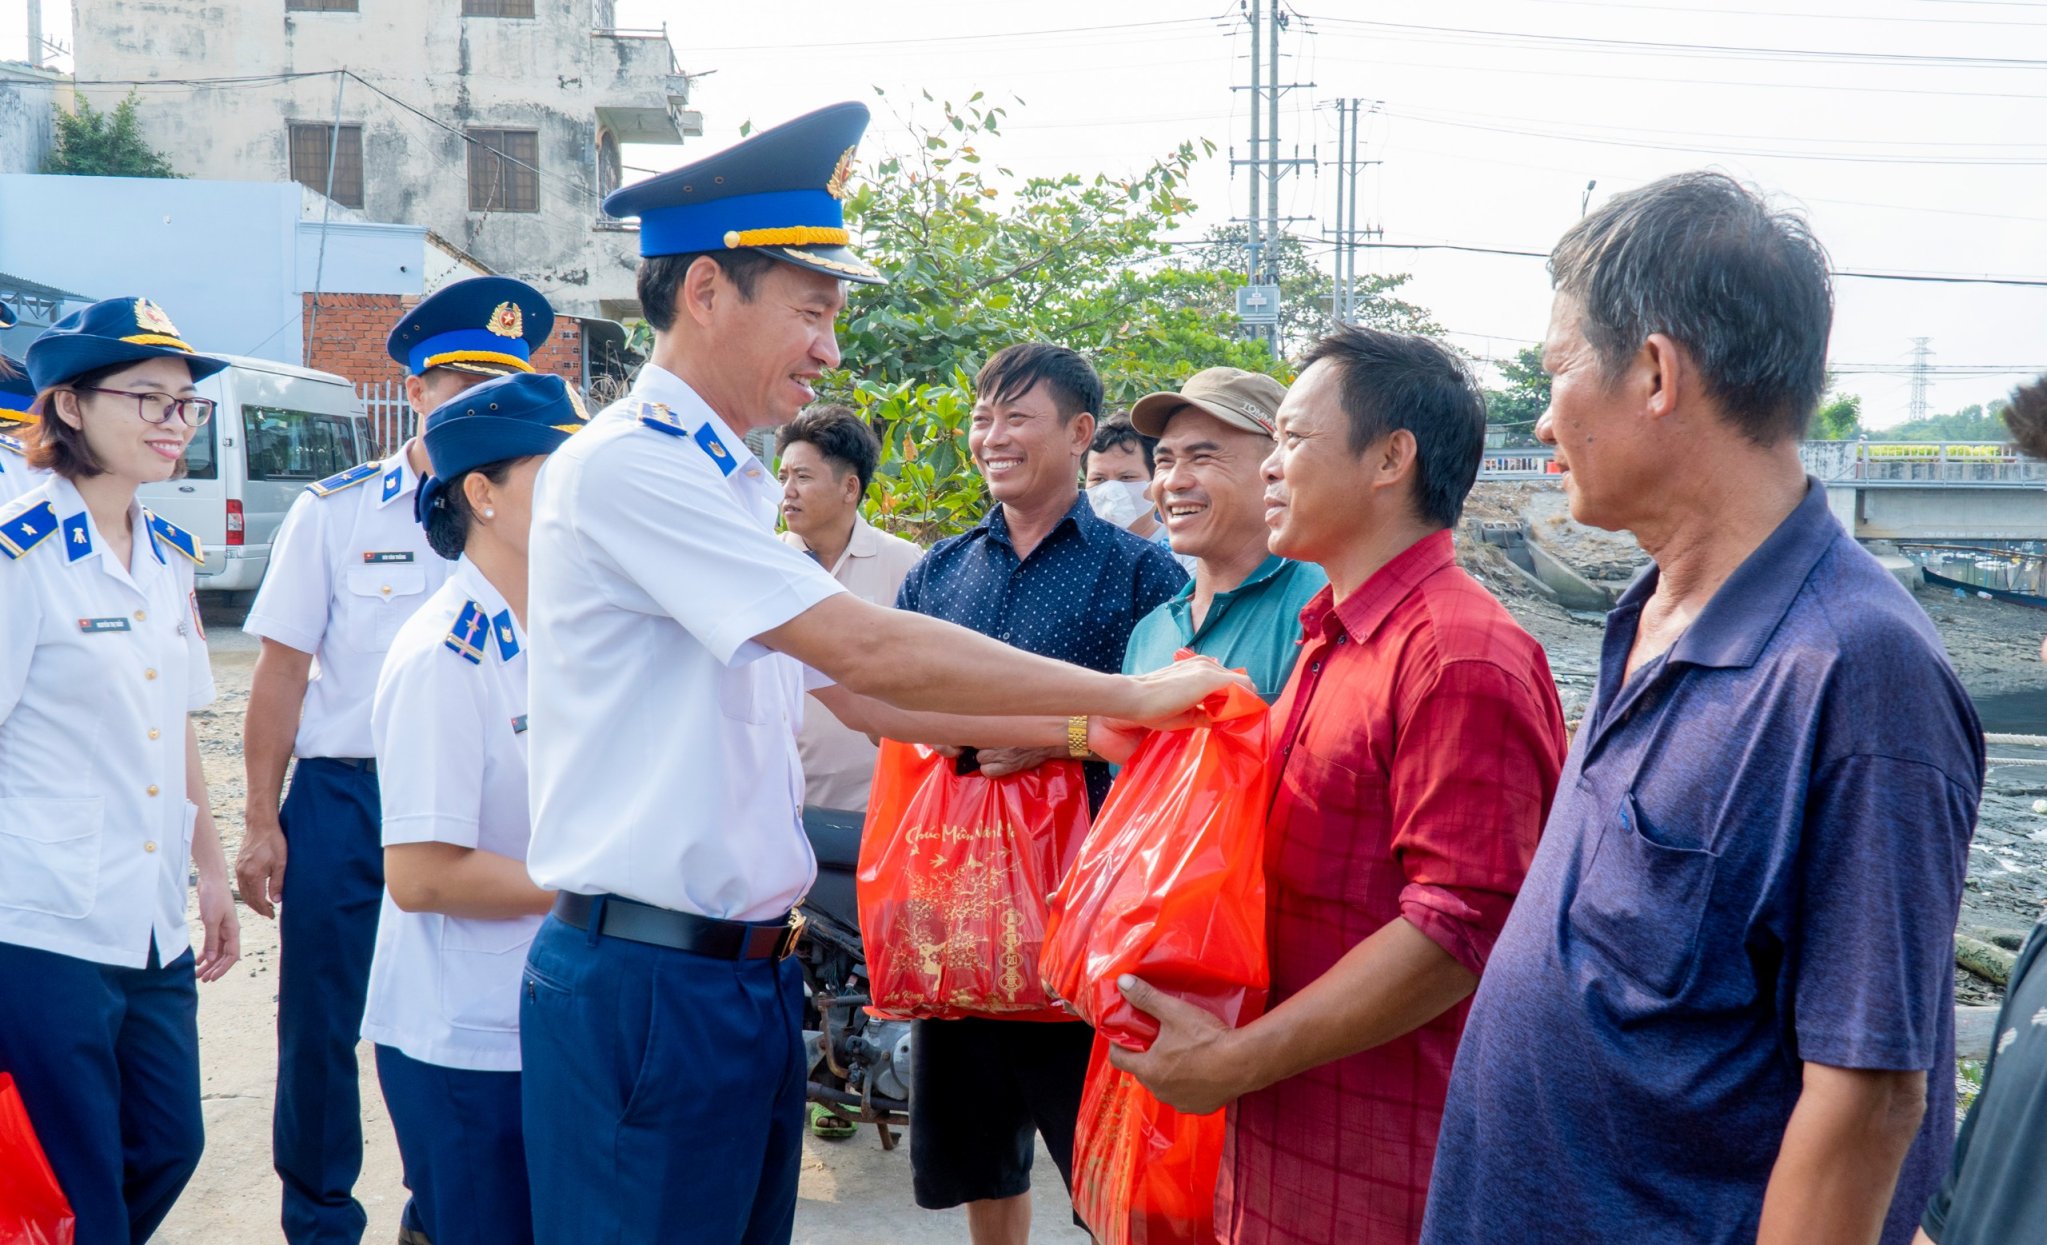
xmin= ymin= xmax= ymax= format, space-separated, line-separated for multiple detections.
xmin=245 ymin=406 xmax=359 ymax=481
xmin=180 ymin=412 xmax=219 ymax=480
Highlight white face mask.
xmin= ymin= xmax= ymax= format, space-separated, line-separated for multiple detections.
xmin=1085 ymin=479 xmax=1155 ymax=530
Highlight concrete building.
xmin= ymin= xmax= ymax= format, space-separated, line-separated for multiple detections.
xmin=0 ymin=59 xmax=69 ymax=174
xmin=67 ymin=0 xmax=700 ymax=319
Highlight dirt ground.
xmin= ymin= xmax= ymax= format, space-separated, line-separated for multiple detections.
xmin=162 ymin=625 xmax=1086 ymax=1244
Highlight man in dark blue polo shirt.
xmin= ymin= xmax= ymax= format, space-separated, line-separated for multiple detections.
xmin=1421 ymin=172 xmax=1984 ymax=1245
xmin=894 ymin=342 xmax=1185 ymax=1244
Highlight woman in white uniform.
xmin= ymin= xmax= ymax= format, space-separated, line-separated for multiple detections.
xmin=362 ymin=371 xmax=582 ymax=1245
xmin=0 ymin=297 xmax=239 ymax=1244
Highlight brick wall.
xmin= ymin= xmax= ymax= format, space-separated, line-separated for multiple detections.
xmin=301 ymin=292 xmax=586 ymax=392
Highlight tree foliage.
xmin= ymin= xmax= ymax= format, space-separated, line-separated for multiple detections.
xmin=1482 ymin=345 xmax=1550 ymax=447
xmin=1888 ymin=400 xmax=2011 ymax=443
xmin=831 ymin=90 xmax=1440 ymax=541
xmin=1187 ymin=226 xmax=1440 ymax=357
xmin=43 ymin=92 xmax=182 ymax=179
xmin=1808 ymin=390 xmax=1864 ymax=441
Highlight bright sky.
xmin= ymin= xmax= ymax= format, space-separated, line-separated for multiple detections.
xmin=10 ymin=0 xmax=2045 ymax=426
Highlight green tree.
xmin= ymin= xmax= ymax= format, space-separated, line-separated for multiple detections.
xmin=43 ymin=92 xmax=182 ymax=178
xmin=1482 ymin=345 xmax=1549 ymax=446
xmin=1889 ymin=401 xmax=2010 ymax=442
xmin=1808 ymin=390 xmax=1864 ymax=441
xmin=835 ymin=91 xmax=1335 ymax=539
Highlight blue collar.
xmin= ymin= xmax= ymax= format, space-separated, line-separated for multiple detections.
xmin=1165 ymin=552 xmax=1292 ymax=610
xmin=1616 ymin=477 xmax=1840 ymax=671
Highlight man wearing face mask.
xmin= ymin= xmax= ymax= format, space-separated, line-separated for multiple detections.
xmin=1121 ymin=368 xmax=1326 ymax=701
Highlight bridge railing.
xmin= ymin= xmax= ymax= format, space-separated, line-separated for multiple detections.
xmin=1477 ymin=442 xmax=2047 ymax=487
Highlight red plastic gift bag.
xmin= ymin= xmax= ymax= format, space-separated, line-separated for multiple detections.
xmin=1041 ymin=673 xmax=1274 ymax=1047
xmin=0 ymin=1073 xmax=75 ymax=1245
xmin=857 ymin=740 xmax=1091 ymax=1021
xmin=1071 ymin=1035 xmax=1225 ymax=1245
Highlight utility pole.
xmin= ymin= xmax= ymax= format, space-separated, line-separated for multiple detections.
xmin=1230 ymin=0 xmax=1315 ymax=350
xmin=1907 ymin=336 xmax=1933 ymax=423
xmin=1327 ymin=98 xmax=1381 ymax=325
xmin=26 ymin=0 xmax=42 ymax=69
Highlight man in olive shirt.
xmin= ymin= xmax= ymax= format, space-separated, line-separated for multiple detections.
xmin=1121 ymin=368 xmax=1324 ymax=698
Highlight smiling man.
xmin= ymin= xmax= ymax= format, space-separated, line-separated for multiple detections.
xmin=1111 ymin=328 xmax=1566 ymax=1245
xmin=892 ymin=341 xmax=1186 ymax=1245
xmin=1120 ymin=367 xmax=1324 ymax=699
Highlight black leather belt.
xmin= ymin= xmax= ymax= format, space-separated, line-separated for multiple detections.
xmin=551 ymin=892 xmax=804 ymax=961
xmin=311 ymin=757 xmax=378 ymax=775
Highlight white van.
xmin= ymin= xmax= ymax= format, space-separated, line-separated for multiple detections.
xmin=139 ymin=354 xmax=372 ymax=593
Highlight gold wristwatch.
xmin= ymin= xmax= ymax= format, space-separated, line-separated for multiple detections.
xmin=1066 ymin=715 xmax=1091 ymax=759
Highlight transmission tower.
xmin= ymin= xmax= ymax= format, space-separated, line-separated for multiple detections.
xmin=1907 ymin=336 xmax=1933 ymax=423
xmin=1229 ymin=0 xmax=1315 ymax=349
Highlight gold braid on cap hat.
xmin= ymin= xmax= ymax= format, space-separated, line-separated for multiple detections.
xmin=720 ymin=225 xmax=852 ymax=249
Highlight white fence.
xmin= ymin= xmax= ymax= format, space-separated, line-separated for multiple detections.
xmin=1479 ymin=442 xmax=2047 ymax=488
xmin=358 ymin=379 xmax=411 ymax=459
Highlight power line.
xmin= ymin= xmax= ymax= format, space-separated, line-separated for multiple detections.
xmin=1337 ymin=239 xmax=2047 ymax=286
xmin=689 ymin=15 xmax=1224 ymax=54
xmin=1304 ymin=13 xmax=2047 ymax=70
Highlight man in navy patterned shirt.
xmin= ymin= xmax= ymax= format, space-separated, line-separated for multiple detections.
xmin=893 ymin=342 xmax=1185 ymax=1244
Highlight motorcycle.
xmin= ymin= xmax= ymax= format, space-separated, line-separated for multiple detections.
xmin=798 ymin=805 xmax=912 ymax=1148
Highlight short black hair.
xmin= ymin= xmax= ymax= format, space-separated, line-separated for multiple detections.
xmin=2008 ymin=375 xmax=2047 ymax=461
xmin=1088 ymin=416 xmax=1154 ymax=473
xmin=424 ymin=457 xmax=518 ymax=561
xmin=974 ymin=343 xmax=1102 ymax=424
xmin=776 ymin=402 xmax=881 ymax=493
xmin=1550 ymin=171 xmax=1833 ymax=445
xmin=1301 ymin=326 xmax=1486 ymax=529
xmin=635 ymin=249 xmax=782 ymax=332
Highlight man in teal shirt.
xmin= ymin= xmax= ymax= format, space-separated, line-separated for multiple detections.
xmin=1123 ymin=368 xmax=1325 ymax=699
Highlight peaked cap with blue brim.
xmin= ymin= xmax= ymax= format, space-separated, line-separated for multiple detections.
xmin=602 ymin=101 xmax=886 ymax=286
xmin=387 ymin=275 xmax=557 ymax=378
xmin=25 ymin=297 xmax=230 ymax=392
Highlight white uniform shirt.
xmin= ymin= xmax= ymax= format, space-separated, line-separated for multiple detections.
xmin=525 ymin=366 xmax=846 ymax=921
xmin=244 ymin=448 xmax=450 ymax=759
xmin=0 ymin=430 xmax=48 ymax=507
xmin=779 ymin=514 xmax=924 ymax=811
xmin=362 ymin=558 xmax=539 ymax=1071
xmin=0 ymin=476 xmax=216 ymax=968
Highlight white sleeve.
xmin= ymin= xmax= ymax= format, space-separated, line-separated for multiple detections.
xmin=572 ymin=437 xmax=846 ymax=666
xmin=181 ymin=564 xmax=215 ymax=712
xmin=244 ymin=491 xmax=331 ymax=655
xmin=0 ymin=563 xmax=41 ymax=723
xmin=371 ymin=632 xmax=488 ymax=849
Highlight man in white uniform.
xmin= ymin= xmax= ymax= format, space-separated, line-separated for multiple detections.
xmin=236 ymin=276 xmax=554 ymax=1244
xmin=521 ymin=101 xmax=1246 ymax=1243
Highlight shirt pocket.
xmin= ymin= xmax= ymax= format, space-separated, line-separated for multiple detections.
xmin=715 ymin=660 xmax=771 ymax=725
xmin=1567 ymin=790 xmax=1717 ymax=997
xmin=0 ymin=796 xmax=106 ymax=919
xmin=438 ymin=916 xmax=538 ymax=1033
xmin=344 ymin=565 xmax=428 ymax=651
xmin=1269 ymin=744 xmax=1389 ymax=908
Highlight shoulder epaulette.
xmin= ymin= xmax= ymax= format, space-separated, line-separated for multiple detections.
xmin=306 ymin=461 xmax=380 ymax=497
xmin=0 ymin=431 xmax=23 ymax=457
xmin=0 ymin=497 xmax=57 ymax=560
xmin=637 ymin=401 xmax=736 ymax=476
xmin=145 ymin=510 xmax=204 ymax=567
xmin=444 ymin=600 xmax=489 ymax=665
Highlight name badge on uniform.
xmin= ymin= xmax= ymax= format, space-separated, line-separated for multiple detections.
xmin=363 ymin=551 xmax=415 ymax=564
xmin=511 ymin=714 xmax=529 ymax=735
xmin=78 ymin=616 xmax=132 ymax=634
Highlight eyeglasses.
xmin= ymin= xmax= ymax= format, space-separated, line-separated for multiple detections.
xmin=76 ymin=387 xmax=216 ymax=428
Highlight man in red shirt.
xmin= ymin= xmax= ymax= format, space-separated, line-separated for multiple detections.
xmin=1113 ymin=326 xmax=1567 ymax=1245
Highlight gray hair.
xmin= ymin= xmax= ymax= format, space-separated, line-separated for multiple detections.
xmin=1549 ymin=171 xmax=1833 ymax=445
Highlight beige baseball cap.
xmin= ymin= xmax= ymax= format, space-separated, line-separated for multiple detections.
xmin=1129 ymin=367 xmax=1287 ymax=439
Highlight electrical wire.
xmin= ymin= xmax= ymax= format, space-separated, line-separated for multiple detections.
xmin=1332 ymin=239 xmax=2047 ymax=286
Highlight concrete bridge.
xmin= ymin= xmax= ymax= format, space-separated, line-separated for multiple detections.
xmin=1479 ymin=442 xmax=2047 ymax=542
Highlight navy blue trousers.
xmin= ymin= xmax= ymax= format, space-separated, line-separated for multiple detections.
xmin=274 ymin=757 xmax=384 ymax=1244
xmin=519 ymin=909 xmax=806 ymax=1244
xmin=373 ymin=1045 xmax=532 ymax=1245
xmin=0 ymin=940 xmax=202 ymax=1245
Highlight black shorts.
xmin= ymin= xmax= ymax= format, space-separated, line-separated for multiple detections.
xmin=908 ymin=1016 xmax=1095 ymax=1210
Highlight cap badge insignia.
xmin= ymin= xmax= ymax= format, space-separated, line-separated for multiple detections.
xmin=826 ymin=146 xmax=858 ymax=200
xmin=488 ymin=301 xmax=524 ymax=339
xmin=134 ymin=298 xmax=180 ymax=337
